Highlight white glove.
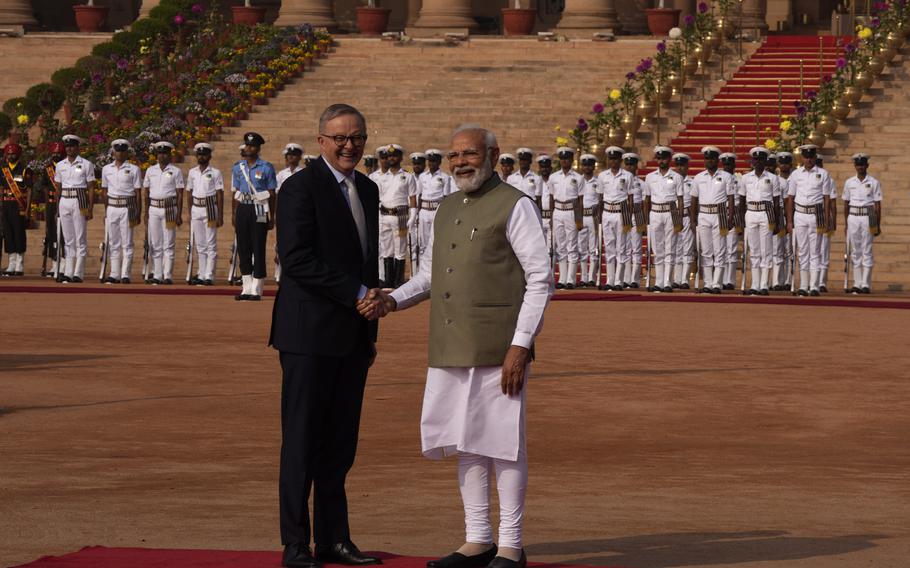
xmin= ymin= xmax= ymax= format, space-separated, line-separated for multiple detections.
xmin=408 ymin=208 xmax=418 ymax=228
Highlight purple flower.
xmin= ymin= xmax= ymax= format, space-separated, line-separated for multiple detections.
xmin=698 ymin=2 xmax=709 ymax=14
xmin=796 ymin=105 xmax=808 ymax=116
xmin=640 ymin=58 xmax=653 ymax=71
xmin=871 ymin=16 xmax=881 ymax=27
xmin=635 ymin=63 xmax=644 ymax=73
xmin=578 ymin=118 xmax=589 ymax=132
xmin=657 ymin=41 xmax=666 ymax=53
xmin=822 ymin=74 xmax=832 ymax=83
xmin=845 ymin=43 xmax=857 ymax=54
xmin=90 ymin=134 xmax=104 ymax=144
xmin=684 ymin=14 xmax=695 ymax=26
xmin=806 ymin=90 xmax=817 ymax=99
xmin=174 ymin=14 xmax=185 ymax=25
xmin=191 ymin=3 xmax=204 ymax=14
xmin=116 ymin=58 xmax=128 ymax=70
xmin=91 ymin=72 xmax=103 ymax=83
xmin=626 ymin=71 xmax=636 ymax=80
xmin=593 ymin=103 xmax=604 ymax=114
xmin=74 ymin=79 xmax=84 ymax=90
xmin=836 ymin=57 xmax=847 ymax=69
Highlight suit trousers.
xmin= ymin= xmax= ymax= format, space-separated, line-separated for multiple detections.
xmin=236 ymin=203 xmax=268 ymax=278
xmin=279 ymin=350 xmax=371 ymax=547
xmin=1 ymin=201 xmax=26 ymax=254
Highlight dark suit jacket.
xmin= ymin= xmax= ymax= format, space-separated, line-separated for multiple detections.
xmin=269 ymin=156 xmax=379 ymax=357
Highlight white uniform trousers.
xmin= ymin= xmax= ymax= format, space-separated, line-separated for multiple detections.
xmin=724 ymin=230 xmax=739 ymax=284
xmin=579 ymin=215 xmax=598 ymax=281
xmin=58 ymin=196 xmax=87 ymax=279
xmin=148 ymin=205 xmax=176 ymax=280
xmin=697 ymin=213 xmax=727 ymax=288
xmin=793 ymin=210 xmax=822 ymax=291
xmin=648 ymin=210 xmax=676 ymax=287
xmin=418 ymin=209 xmax=436 ymax=264
xmin=191 ymin=205 xmax=218 ymax=281
xmin=745 ymin=210 xmax=773 ymax=290
xmin=673 ymin=217 xmax=694 ymax=284
xmin=772 ymin=230 xmax=790 ymax=287
xmin=553 ymin=209 xmax=578 ymax=285
xmin=625 ymin=224 xmax=643 ymax=286
xmin=601 ymin=211 xmax=626 ymax=287
xmin=105 ymin=205 xmax=134 ymax=279
xmin=820 ymin=232 xmax=832 ymax=287
xmin=379 ymin=212 xmax=405 ymax=260
xmin=848 ymin=214 xmax=874 ymax=289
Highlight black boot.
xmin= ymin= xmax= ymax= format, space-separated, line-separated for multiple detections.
xmin=381 ymin=258 xmax=393 ymax=288
xmin=395 ymin=259 xmax=406 ymax=287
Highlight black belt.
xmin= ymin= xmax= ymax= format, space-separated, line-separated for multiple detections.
xmin=193 ymin=196 xmax=213 ymax=207
xmin=651 ymin=202 xmax=673 ymax=213
xmin=795 ymin=202 xmax=820 ymax=214
xmin=380 ymin=205 xmax=405 ymax=215
xmin=604 ymin=201 xmax=624 ymax=213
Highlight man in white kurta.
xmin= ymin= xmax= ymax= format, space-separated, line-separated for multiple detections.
xmin=377 ymin=126 xmax=552 ymax=568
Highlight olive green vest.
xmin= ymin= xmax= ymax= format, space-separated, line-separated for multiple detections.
xmin=429 ymin=174 xmax=528 ymax=368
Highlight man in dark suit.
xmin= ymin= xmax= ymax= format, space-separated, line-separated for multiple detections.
xmin=269 ymin=104 xmax=382 ymax=568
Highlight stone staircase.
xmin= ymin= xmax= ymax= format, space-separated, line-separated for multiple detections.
xmin=0 ymin=33 xmax=110 ymax=106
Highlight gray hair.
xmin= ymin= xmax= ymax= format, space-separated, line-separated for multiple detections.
xmin=451 ymin=123 xmax=498 ymax=150
xmin=318 ymin=104 xmax=366 ymax=132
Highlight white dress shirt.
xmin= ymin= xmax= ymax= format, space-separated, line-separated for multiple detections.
xmin=100 ymin=161 xmax=141 ymax=197
xmin=419 ymin=169 xmax=454 ymax=201
xmin=55 ymin=156 xmax=95 ymax=188
xmin=596 ymin=167 xmax=633 ymax=203
xmin=644 ymin=169 xmax=683 ymax=203
xmin=739 ymin=169 xmax=781 ymax=201
xmin=842 ymin=175 xmax=882 ymax=206
xmin=276 ymin=166 xmax=303 ymax=192
xmin=187 ymin=165 xmax=224 ymax=197
xmin=143 ymin=163 xmax=185 ymax=199
xmin=787 ymin=165 xmax=832 ymax=204
xmin=692 ymin=169 xmax=735 ymax=204
xmin=379 ymin=168 xmax=417 ymax=208
xmin=547 ymin=169 xmax=583 ymax=202
xmin=581 ymin=176 xmax=600 ymax=208
xmin=506 ymin=170 xmax=543 ymax=198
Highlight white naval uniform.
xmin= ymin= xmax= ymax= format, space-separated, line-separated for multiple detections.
xmin=143 ymin=163 xmax=185 ymax=280
xmin=787 ymin=165 xmax=832 ymax=291
xmin=547 ymin=168 xmax=583 ymax=285
xmin=818 ymin=167 xmax=837 ymax=286
xmin=842 ymin=174 xmax=882 ymax=289
xmin=506 ymin=169 xmax=543 ymax=201
xmin=539 ymin=177 xmax=553 ymax=262
xmin=578 ymin=175 xmax=600 ymax=282
xmin=772 ymin=173 xmax=792 ymax=287
xmin=379 ymin=169 xmax=416 ymax=261
xmin=369 ymin=169 xmax=391 ymax=281
xmin=187 ymin=164 xmax=225 ymax=281
xmin=390 ymin=196 xmax=553 ymax=550
xmin=595 ymin=167 xmax=633 ymax=287
xmin=739 ymin=169 xmax=781 ymax=291
xmin=417 ymin=169 xmax=454 ymax=264
xmin=54 ymin=155 xmax=95 ymax=279
xmin=724 ymin=172 xmax=743 ymax=286
xmin=644 ymin=168 xmax=683 ymax=288
xmin=673 ymin=175 xmax=695 ymax=285
xmin=100 ymin=161 xmax=142 ymax=280
xmin=692 ymin=169 xmax=735 ymax=289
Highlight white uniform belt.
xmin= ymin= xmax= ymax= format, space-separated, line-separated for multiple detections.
xmin=420 ymin=200 xmax=441 ymax=211
xmin=541 ymin=209 xmax=552 ymax=219
xmin=849 ymin=205 xmax=872 ymax=216
xmin=795 ymin=202 xmax=820 ymax=214
xmin=380 ymin=205 xmax=406 ymax=215
xmin=699 ymin=203 xmax=723 ymax=213
xmin=193 ymin=196 xmax=212 ymax=207
xmin=650 ymin=202 xmax=673 ymax=213
xmin=106 ymin=196 xmax=131 ymax=207
xmin=747 ymin=201 xmax=770 ymax=212
xmin=582 ymin=207 xmax=596 ymax=216
xmin=61 ymin=188 xmax=84 ymax=198
xmin=554 ymin=200 xmax=575 ymax=210
xmin=150 ymin=197 xmax=177 ymax=208
xmin=604 ymin=201 xmax=624 ymax=213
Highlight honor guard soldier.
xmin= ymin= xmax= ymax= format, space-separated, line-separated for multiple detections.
xmin=363 ymin=154 xmax=377 ymax=176
xmin=408 ymin=151 xmax=426 ymax=269
xmin=302 ymin=155 xmax=317 ymax=168
xmin=55 ymin=135 xmax=96 ymax=283
xmin=644 ymin=146 xmax=684 ymax=292
xmin=410 ymin=152 xmax=427 ymax=177
xmin=507 ymin=148 xmax=543 ymax=208
xmin=739 ymin=147 xmax=781 ymax=295
xmin=536 ymin=154 xmax=554 ymax=263
xmin=672 ymin=153 xmax=695 ymax=288
xmin=499 ymin=153 xmax=516 ymax=180
xmin=595 ymin=146 xmax=633 ymax=290
xmin=37 ymin=141 xmax=66 ymax=277
xmin=369 ymin=145 xmax=390 ymax=185
xmin=186 ymin=143 xmax=224 ymax=286
xmin=842 ymin=153 xmax=882 ymax=294
xmin=416 ymin=148 xmax=453 ymax=267
xmin=273 ymin=143 xmax=303 ymax=283
xmin=720 ymin=152 xmax=742 ymax=289
xmin=815 ymin=154 xmax=837 ymax=292
xmin=691 ymin=146 xmax=735 ymax=294
xmin=379 ymin=143 xmax=417 ymax=288
xmin=786 ymin=144 xmax=833 ymax=296
xmin=143 ymin=141 xmax=185 ymax=284
xmin=549 ymin=146 xmax=583 ymax=289
xmin=1 ymin=143 xmax=32 ymax=276
xmin=232 ymin=132 xmax=277 ymax=300
xmin=622 ymin=152 xmax=645 ymax=288
xmin=773 ymin=151 xmax=795 ymax=289
xmin=577 ymin=153 xmax=600 ymax=287
xmin=100 ymin=139 xmax=142 ymax=283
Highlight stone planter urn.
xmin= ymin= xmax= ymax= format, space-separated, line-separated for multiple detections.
xmin=232 ymin=3 xmax=267 ymax=26
xmin=502 ymin=8 xmax=536 ymax=36
xmin=644 ymin=8 xmax=681 ymax=36
xmin=74 ymin=2 xmax=109 ymax=33
xmin=356 ymin=6 xmax=392 ymax=35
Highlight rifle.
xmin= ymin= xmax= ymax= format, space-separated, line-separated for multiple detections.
xmin=98 ymin=220 xmax=109 ymax=282
xmin=54 ymin=206 xmax=64 ymax=281
xmin=843 ymin=227 xmax=850 ymax=293
xmin=693 ymin=224 xmax=701 ymax=291
xmin=228 ymin=235 xmax=238 ymax=285
xmin=789 ymin=229 xmax=798 ymax=296
xmin=0 ymin=207 xmax=5 ymax=274
xmin=41 ymin=235 xmax=49 ymax=277
xmin=644 ymin=229 xmax=652 ymax=291
xmin=185 ymin=223 xmax=195 ymax=284
xmin=594 ymin=219 xmax=603 ymax=289
xmin=142 ymin=223 xmax=151 ymax=283
xmin=740 ymin=226 xmax=748 ymax=294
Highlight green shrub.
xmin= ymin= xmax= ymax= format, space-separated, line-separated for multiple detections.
xmin=0 ymin=113 xmax=12 ymax=137
xmin=91 ymin=41 xmax=128 ymax=59
xmin=149 ymin=4 xmax=181 ymax=27
xmin=25 ymin=83 xmax=66 ymax=114
xmin=130 ymin=17 xmax=170 ymax=39
xmin=112 ymin=30 xmax=142 ymax=50
xmin=2 ymin=97 xmax=41 ymax=120
xmin=50 ymin=67 xmax=89 ymax=90
xmin=75 ymin=55 xmax=109 ymax=74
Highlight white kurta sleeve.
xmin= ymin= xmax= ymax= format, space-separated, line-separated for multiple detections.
xmin=390 ymin=229 xmax=432 ymax=310
xmin=506 ymin=197 xmax=555 ymax=348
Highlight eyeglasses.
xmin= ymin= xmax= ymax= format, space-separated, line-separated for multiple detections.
xmin=320 ymin=133 xmax=368 ymax=147
xmin=446 ymin=149 xmax=483 ymax=161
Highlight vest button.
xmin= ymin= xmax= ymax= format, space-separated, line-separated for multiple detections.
xmin=445 ymin=318 xmax=453 ymax=325
xmin=446 ymin=267 xmax=454 ymax=273
xmin=454 ymin=218 xmax=461 ymax=225
xmin=463 ymin=198 xmax=469 ymax=204
xmin=450 ymin=243 xmax=456 ymax=249
xmin=443 ymin=292 xmax=451 ymax=299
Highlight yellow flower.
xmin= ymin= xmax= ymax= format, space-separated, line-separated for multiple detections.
xmin=765 ymin=139 xmax=778 ymax=151
xmin=554 ymin=125 xmax=561 ymax=131
xmin=780 ymin=120 xmax=792 ymax=131
xmin=859 ymin=27 xmax=873 ymax=39
xmin=609 ymin=89 xmax=622 ymax=100
xmin=555 ymin=136 xmax=569 ymax=146
xmin=16 ymin=114 xmax=28 ymax=125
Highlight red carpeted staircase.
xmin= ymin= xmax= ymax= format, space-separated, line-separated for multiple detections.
xmin=644 ymin=35 xmax=849 ymax=173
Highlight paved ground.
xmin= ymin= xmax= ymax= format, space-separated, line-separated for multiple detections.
xmin=2 ymin=287 xmax=909 ymax=568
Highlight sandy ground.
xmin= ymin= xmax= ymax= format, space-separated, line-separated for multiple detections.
xmin=1 ymin=288 xmax=909 ymax=568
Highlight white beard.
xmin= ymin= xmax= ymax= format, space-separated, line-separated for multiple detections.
xmin=453 ymin=158 xmax=494 ymax=193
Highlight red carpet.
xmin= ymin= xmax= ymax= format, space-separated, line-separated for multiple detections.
xmin=12 ymin=547 xmax=626 ymax=568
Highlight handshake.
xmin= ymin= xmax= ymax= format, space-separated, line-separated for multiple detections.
xmin=357 ymin=288 xmax=396 ymax=321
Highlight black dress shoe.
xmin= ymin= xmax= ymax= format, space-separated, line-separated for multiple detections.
xmin=121 ymin=277 xmax=131 ymax=284
xmin=284 ymin=543 xmax=320 ymax=568
xmin=247 ymin=294 xmax=262 ymax=301
xmin=149 ymin=278 xmax=161 ymax=285
xmin=486 ymin=551 xmax=527 ymax=568
xmin=315 ymin=541 xmax=382 ymax=565
xmin=72 ymin=276 xmax=83 ymax=283
xmin=760 ymin=289 xmax=769 ymax=296
xmin=861 ymin=287 xmax=870 ymax=294
xmin=597 ymin=284 xmax=608 ymax=291
xmin=163 ymin=278 xmax=173 ymax=285
xmin=587 ymin=281 xmax=595 ymax=287
xmin=428 ymin=545 xmax=498 ymax=568
xmin=711 ymin=287 xmax=721 ymax=294
xmin=629 ymin=282 xmax=639 ymax=289
xmin=555 ymin=282 xmax=565 ymax=289
xmin=204 ymin=279 xmax=213 ymax=286
xmin=798 ymin=289 xmax=808 ymax=296
xmin=662 ymin=286 xmax=673 ymax=293
xmin=680 ymin=283 xmax=689 ymax=289
xmin=819 ymin=285 xmax=828 ymax=293
xmin=810 ymin=289 xmax=820 ymax=297
xmin=565 ymin=283 xmax=575 ymax=290
xmin=235 ymin=293 xmax=249 ymax=301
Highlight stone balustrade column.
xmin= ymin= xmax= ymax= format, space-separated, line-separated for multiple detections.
xmin=0 ymin=0 xmax=37 ymax=26
xmin=275 ymin=0 xmax=338 ymax=28
xmin=412 ymin=0 xmax=476 ymax=30
xmin=740 ymin=0 xmax=769 ymax=33
xmin=557 ymin=0 xmax=622 ymax=34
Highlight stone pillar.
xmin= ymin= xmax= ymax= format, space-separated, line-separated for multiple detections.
xmin=411 ymin=0 xmax=476 ymax=30
xmin=556 ymin=0 xmax=621 ymax=34
xmin=0 ymin=0 xmax=38 ymax=26
xmin=406 ymin=0 xmax=422 ymax=27
xmin=275 ymin=0 xmax=339 ymax=28
xmin=741 ymin=0 xmax=769 ymax=33
xmin=138 ymin=0 xmax=161 ymax=19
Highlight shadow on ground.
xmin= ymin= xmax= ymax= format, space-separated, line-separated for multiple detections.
xmin=526 ymin=531 xmax=886 ymax=567
xmin=0 ymin=354 xmax=109 ymax=373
